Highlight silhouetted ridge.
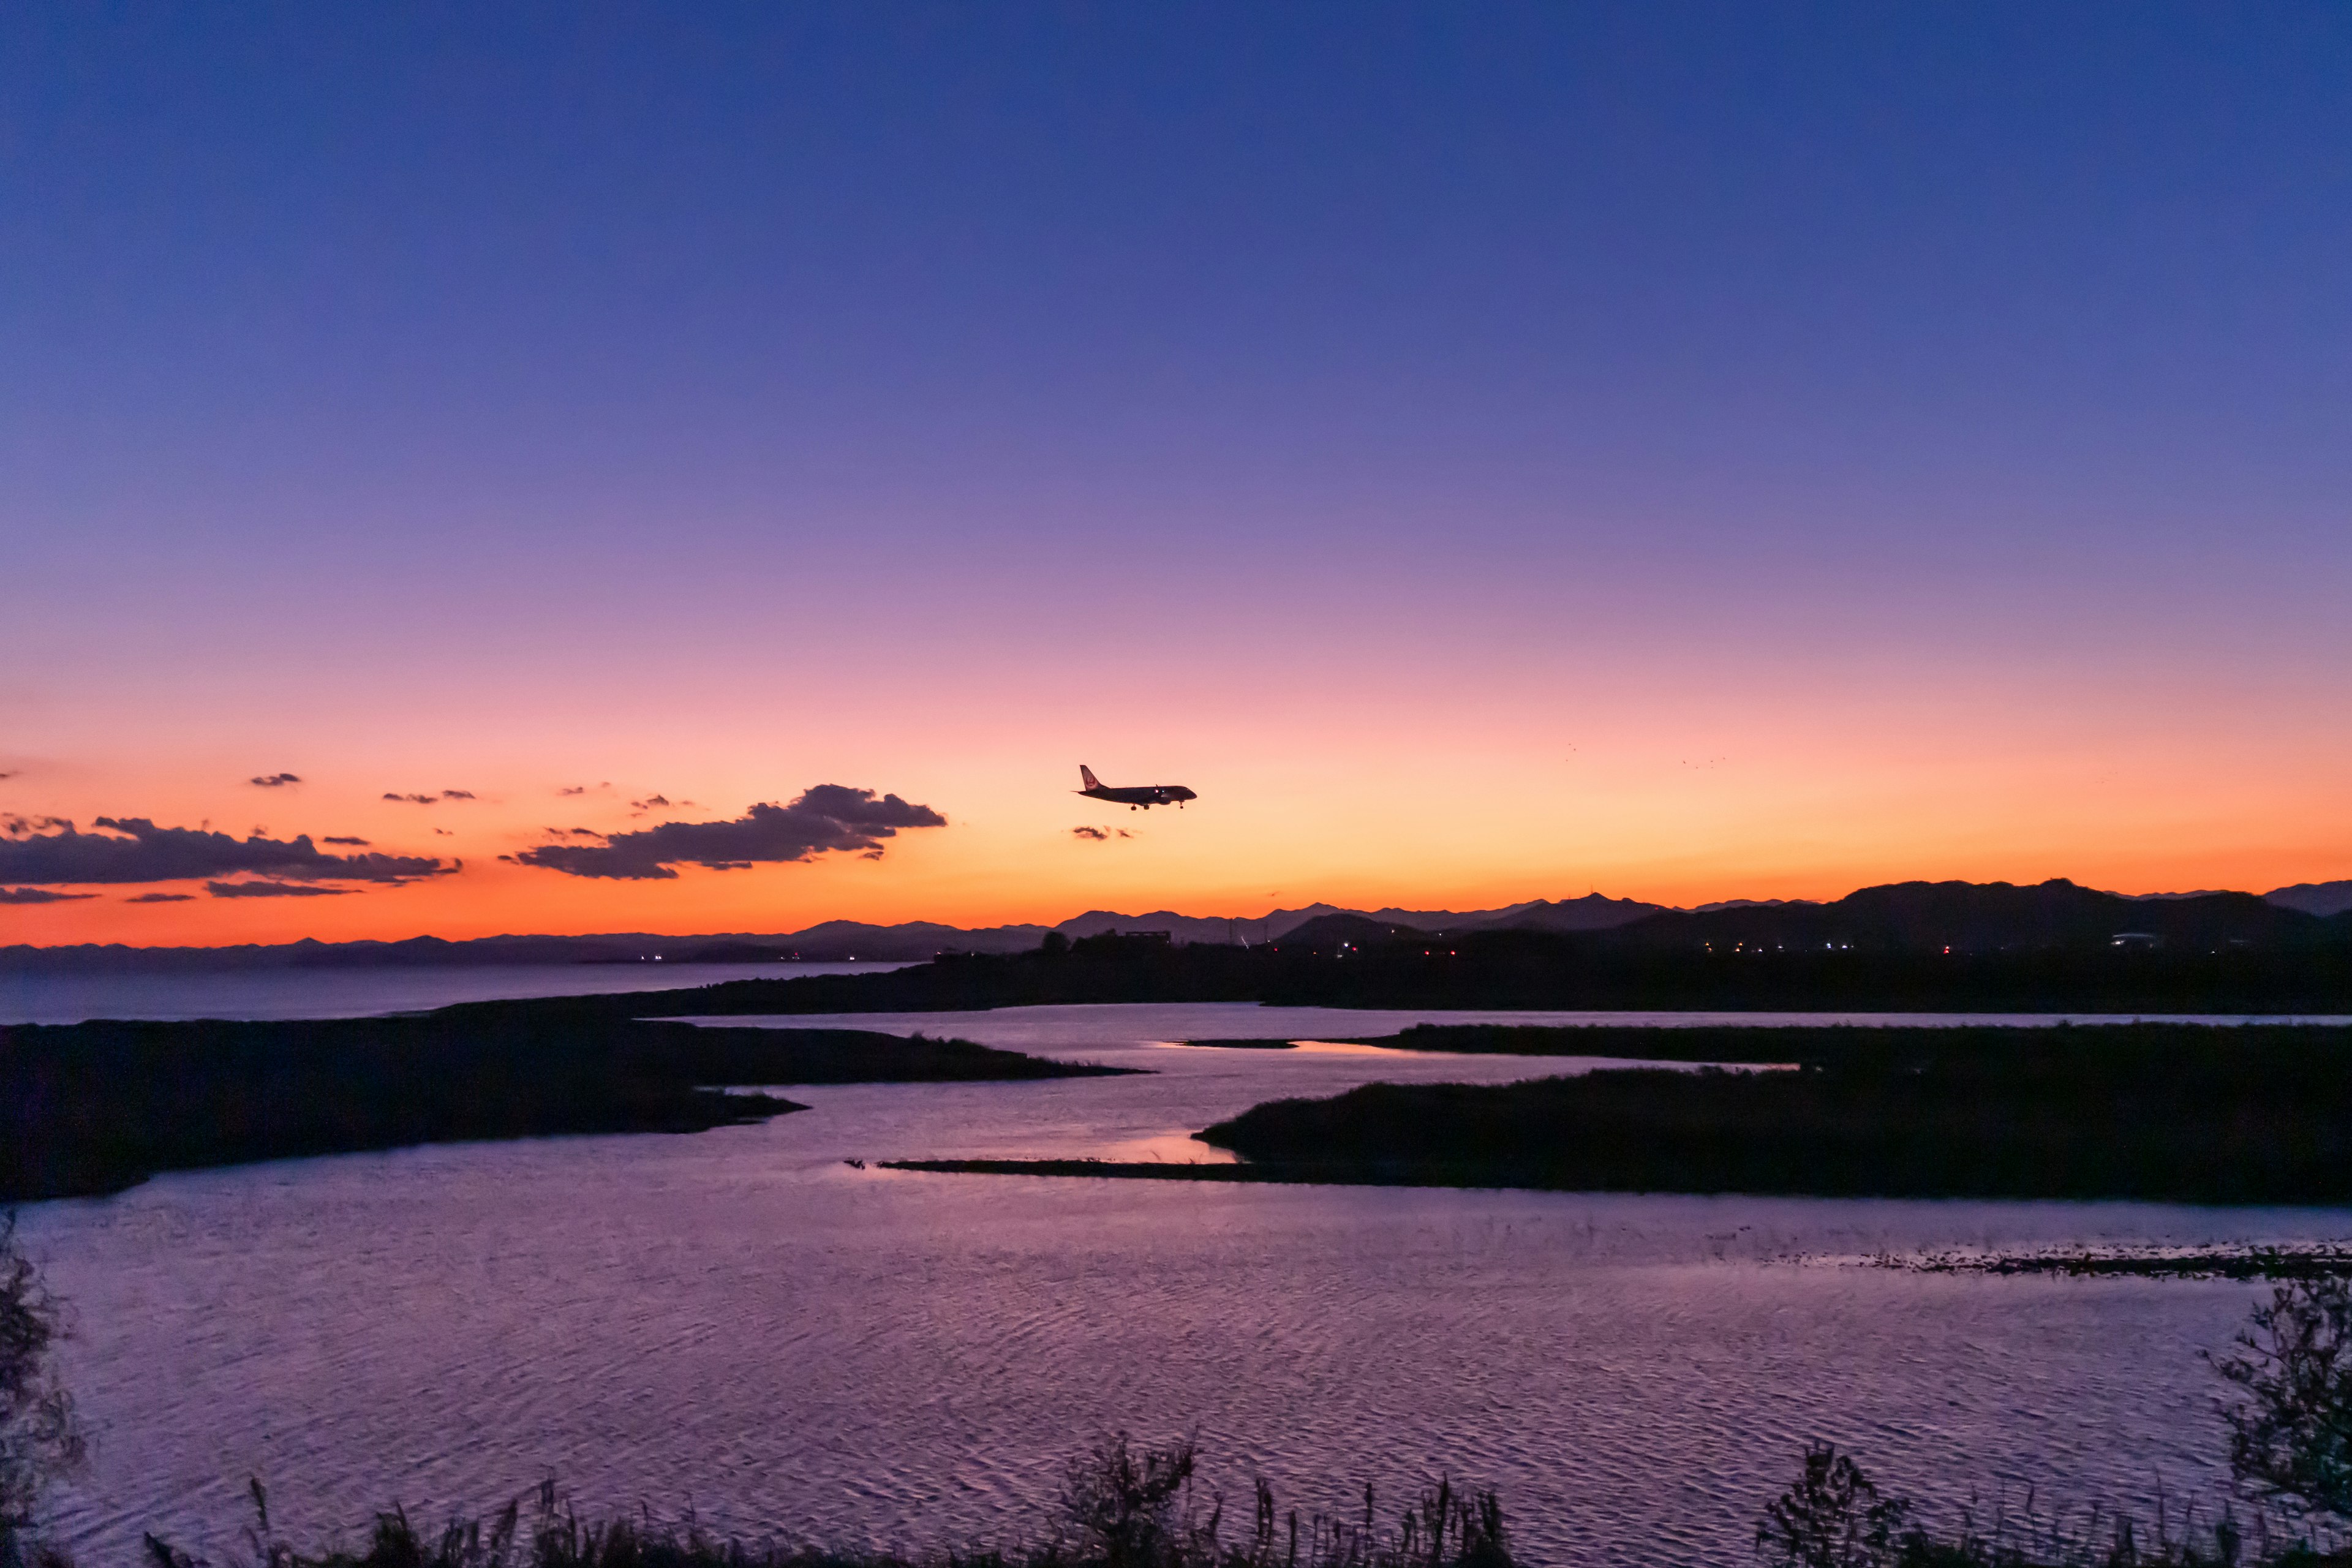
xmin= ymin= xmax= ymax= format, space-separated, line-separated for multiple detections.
xmin=1602 ymin=878 xmax=2328 ymax=953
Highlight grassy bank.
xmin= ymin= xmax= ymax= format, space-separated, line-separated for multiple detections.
xmin=0 ymin=1005 xmax=1128 ymax=1202
xmin=1192 ymin=1023 xmax=2352 ymax=1203
xmin=881 ymin=1025 xmax=2352 ymax=1205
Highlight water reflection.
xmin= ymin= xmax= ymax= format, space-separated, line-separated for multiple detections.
xmin=18 ymin=1000 xmax=2352 ymax=1568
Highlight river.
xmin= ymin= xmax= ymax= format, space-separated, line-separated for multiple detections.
xmin=15 ymin=983 xmax=2352 ymax=1566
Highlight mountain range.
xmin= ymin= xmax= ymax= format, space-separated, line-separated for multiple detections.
xmin=4 ymin=880 xmax=2348 ymax=971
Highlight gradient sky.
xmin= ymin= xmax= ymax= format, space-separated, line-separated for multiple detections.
xmin=6 ymin=3 xmax=2350 ymax=944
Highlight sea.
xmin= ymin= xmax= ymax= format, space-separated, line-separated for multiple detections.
xmin=12 ymin=967 xmax=2352 ymax=1566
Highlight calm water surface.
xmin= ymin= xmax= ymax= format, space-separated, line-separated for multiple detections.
xmin=0 ymin=961 xmax=906 ymax=1024
xmin=18 ymin=996 xmax=2352 ymax=1566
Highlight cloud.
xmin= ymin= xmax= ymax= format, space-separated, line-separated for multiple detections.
xmin=1072 ymin=826 xmax=1110 ymax=841
xmin=206 ymin=880 xmax=356 ymax=899
xmin=543 ymin=827 xmax=605 ymax=839
xmin=0 ymin=818 xmax=454 ymax=886
xmin=1 ymin=886 xmax=98 ymax=904
xmin=124 ymin=892 xmax=197 ymax=903
xmin=513 ymin=785 xmax=946 ymax=880
xmin=383 ymin=790 xmax=476 ymax=805
xmin=249 ymin=773 xmax=303 ymax=788
xmin=558 ymin=783 xmax=609 ymax=797
xmin=322 ymin=835 xmax=371 ymax=846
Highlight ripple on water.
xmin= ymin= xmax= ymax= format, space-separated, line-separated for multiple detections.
xmin=19 ymin=1001 xmax=2352 ymax=1568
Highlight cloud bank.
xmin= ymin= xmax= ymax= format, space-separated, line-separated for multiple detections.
xmin=512 ymin=786 xmax=945 ymax=880
xmin=1 ymin=887 xmax=98 ymax=904
xmin=0 ymin=818 xmax=454 ymax=886
xmin=206 ymin=880 xmax=355 ymax=899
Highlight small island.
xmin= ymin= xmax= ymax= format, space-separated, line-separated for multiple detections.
xmin=889 ymin=1022 xmax=2352 ymax=1205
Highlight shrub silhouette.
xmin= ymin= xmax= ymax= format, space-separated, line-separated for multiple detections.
xmin=0 ymin=1215 xmax=83 ymax=1568
xmin=2215 ymin=1278 xmax=2352 ymax=1523
xmin=1757 ymin=1444 xmax=1910 ymax=1568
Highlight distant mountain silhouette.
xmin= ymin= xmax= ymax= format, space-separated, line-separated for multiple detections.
xmin=1478 ymin=894 xmax=1669 ymax=933
xmin=9 ymin=878 xmax=2348 ymax=971
xmin=1603 ymin=878 xmax=2331 ymax=953
xmin=2266 ymin=880 xmax=2352 ymax=918
xmin=1272 ymin=914 xmax=1456 ymax=950
xmin=1051 ymin=901 xmax=1548 ymax=944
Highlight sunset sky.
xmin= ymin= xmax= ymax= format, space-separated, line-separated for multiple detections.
xmin=6 ymin=4 xmax=2350 ymax=945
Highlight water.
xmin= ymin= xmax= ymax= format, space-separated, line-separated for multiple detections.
xmin=0 ymin=961 xmax=907 ymax=1025
xmin=15 ymin=998 xmax=2352 ymax=1566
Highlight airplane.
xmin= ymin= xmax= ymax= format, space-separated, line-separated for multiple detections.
xmin=1077 ymin=764 xmax=1196 ymax=810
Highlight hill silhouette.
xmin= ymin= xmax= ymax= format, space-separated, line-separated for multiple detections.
xmin=5 ymin=878 xmax=2343 ymax=973
xmin=1595 ymin=878 xmax=2328 ymax=952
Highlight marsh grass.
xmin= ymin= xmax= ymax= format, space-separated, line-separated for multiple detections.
xmin=138 ymin=1441 xmax=1511 ymax=1568
xmin=1758 ymin=1444 xmax=2352 ymax=1568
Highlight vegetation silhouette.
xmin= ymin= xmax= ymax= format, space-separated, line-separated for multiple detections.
xmin=2214 ymin=1278 xmax=2352 ymax=1523
xmin=1 ymin=1215 xmax=84 ymax=1568
xmin=1191 ymin=1022 xmax=2352 ymax=1204
xmin=892 ymin=1025 xmax=2352 ymax=1205
xmin=135 ymin=1441 xmax=1513 ymax=1568
xmin=584 ymin=924 xmax=2352 ymax=1022
xmin=0 ymin=1005 xmax=1129 ymax=1202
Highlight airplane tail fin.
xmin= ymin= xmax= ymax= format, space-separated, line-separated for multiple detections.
xmin=1079 ymin=764 xmax=1102 ymax=791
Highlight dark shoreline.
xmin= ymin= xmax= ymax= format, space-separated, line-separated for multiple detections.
xmin=888 ymin=1022 xmax=2352 ymax=1207
xmin=0 ymin=1003 xmax=1132 ymax=1203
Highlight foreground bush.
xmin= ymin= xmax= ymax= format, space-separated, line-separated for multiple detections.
xmin=1 ymin=1215 xmax=83 ymax=1568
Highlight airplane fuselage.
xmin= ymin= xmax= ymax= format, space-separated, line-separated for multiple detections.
xmin=1076 ymin=766 xmax=1195 ymax=810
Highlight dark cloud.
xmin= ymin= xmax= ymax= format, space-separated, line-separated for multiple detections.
xmin=383 ymin=790 xmax=476 ymax=805
xmin=442 ymin=789 xmax=475 ymax=800
xmin=1072 ymin=826 xmax=1111 ymax=841
xmin=434 ymin=827 xmax=454 ymax=836
xmin=249 ymin=773 xmax=302 ymax=788
xmin=322 ymin=835 xmax=371 ymax=846
xmin=124 ymin=892 xmax=197 ymax=903
xmin=513 ymin=786 xmax=946 ymax=880
xmin=543 ymin=827 xmax=605 ymax=839
xmin=1 ymin=886 xmax=98 ymax=904
xmin=206 ymin=880 xmax=356 ymax=899
xmin=0 ymin=818 xmax=454 ymax=886
xmin=4 ymin=815 xmax=74 ymax=838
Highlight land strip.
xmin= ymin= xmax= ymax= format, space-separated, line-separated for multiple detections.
xmin=891 ymin=1023 xmax=2352 ymax=1206
xmin=1 ymin=1001 xmax=1129 ymax=1202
